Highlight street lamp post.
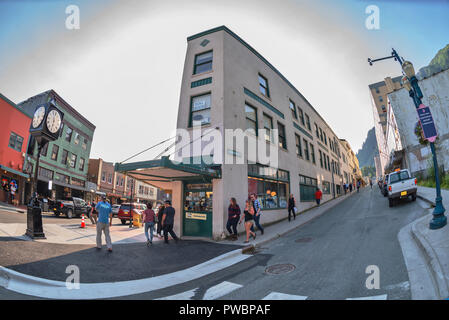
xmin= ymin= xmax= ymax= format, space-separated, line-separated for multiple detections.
xmin=368 ymin=49 xmax=446 ymax=230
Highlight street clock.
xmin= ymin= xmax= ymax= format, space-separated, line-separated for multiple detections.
xmin=29 ymin=101 xmax=65 ymax=144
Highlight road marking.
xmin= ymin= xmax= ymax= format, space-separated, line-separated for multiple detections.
xmin=156 ymin=288 xmax=198 ymax=300
xmin=203 ymin=281 xmax=243 ymax=300
xmin=262 ymin=292 xmax=308 ymax=300
xmin=0 ymin=249 xmax=250 ymax=299
xmin=346 ymin=294 xmax=388 ymax=300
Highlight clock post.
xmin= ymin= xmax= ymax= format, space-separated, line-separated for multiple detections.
xmin=26 ymin=101 xmax=64 ymax=239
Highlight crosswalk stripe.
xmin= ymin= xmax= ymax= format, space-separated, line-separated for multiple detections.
xmin=346 ymin=294 xmax=388 ymax=300
xmin=156 ymin=288 xmax=198 ymax=300
xmin=203 ymin=281 xmax=243 ymax=300
xmin=262 ymin=292 xmax=308 ymax=300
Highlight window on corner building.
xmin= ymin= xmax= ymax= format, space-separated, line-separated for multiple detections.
xmin=8 ymin=132 xmax=24 ymax=152
xmin=61 ymin=149 xmax=68 ymax=165
xmin=263 ymin=114 xmax=273 ymax=143
xmin=310 ymin=144 xmax=315 ymax=164
xmin=194 ymin=51 xmax=213 ymax=74
xmin=51 ymin=145 xmax=59 ymax=161
xmin=108 ymin=173 xmax=112 ymax=184
xmin=303 ymin=138 xmax=309 ymax=161
xmin=289 ymin=100 xmax=297 ymax=119
xmin=245 ymin=104 xmax=257 ymax=135
xmin=74 ymin=132 xmax=80 ymax=145
xmin=315 ymin=123 xmax=319 ymax=138
xmin=79 ymin=157 xmax=85 ymax=171
xmin=258 ymin=74 xmax=269 ymax=97
xmin=278 ymin=122 xmax=287 ymax=149
xmin=190 ymin=93 xmax=211 ymax=126
xmin=319 ymin=150 xmax=323 ymax=168
xmin=248 ymin=164 xmax=289 ymax=209
xmin=305 ymin=114 xmax=311 ymax=131
xmin=322 ymin=181 xmax=331 ymax=194
xmin=70 ymin=153 xmax=77 ymax=168
xmin=40 ymin=142 xmax=49 ymax=157
xmin=295 ymin=134 xmax=302 ymax=157
xmin=82 ymin=138 xmax=88 ymax=150
xmin=298 ymin=107 xmax=305 ymax=126
xmin=65 ymin=127 xmax=73 ymax=142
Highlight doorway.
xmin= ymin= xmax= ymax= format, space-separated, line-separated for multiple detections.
xmin=182 ymin=182 xmax=213 ymax=237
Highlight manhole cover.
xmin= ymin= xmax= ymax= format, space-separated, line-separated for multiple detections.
xmin=265 ymin=263 xmax=296 ymax=275
xmin=295 ymin=237 xmax=312 ymax=243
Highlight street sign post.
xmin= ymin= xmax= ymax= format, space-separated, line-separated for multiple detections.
xmin=417 ymin=104 xmax=438 ymax=142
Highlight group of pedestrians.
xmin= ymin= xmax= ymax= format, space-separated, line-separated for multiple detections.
xmin=93 ymin=197 xmax=180 ymax=253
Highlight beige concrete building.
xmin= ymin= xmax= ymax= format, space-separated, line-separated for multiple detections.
xmin=369 ymin=76 xmax=403 ymax=174
xmin=116 ymin=26 xmax=360 ymax=240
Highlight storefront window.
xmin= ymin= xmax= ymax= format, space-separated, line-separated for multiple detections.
xmin=299 ymin=174 xmax=317 ymax=202
xmin=322 ymin=181 xmax=331 ymax=194
xmin=248 ymin=165 xmax=289 ymax=209
xmin=184 ymin=190 xmax=213 ymax=212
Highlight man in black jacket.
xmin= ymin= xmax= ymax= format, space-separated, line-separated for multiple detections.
xmin=161 ymin=200 xmax=179 ymax=244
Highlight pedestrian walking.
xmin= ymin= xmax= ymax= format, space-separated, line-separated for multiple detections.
xmin=343 ymin=183 xmax=347 ymax=195
xmin=349 ymin=183 xmax=353 ymax=193
xmin=226 ymin=198 xmax=241 ymax=240
xmin=156 ymin=203 xmax=165 ymax=238
xmin=357 ymin=180 xmax=361 ymax=193
xmin=143 ymin=202 xmax=156 ymax=246
xmin=161 ymin=200 xmax=179 ymax=244
xmin=288 ymin=194 xmax=296 ymax=222
xmin=249 ymin=193 xmax=264 ymax=235
xmin=95 ymin=196 xmax=113 ymax=252
xmin=89 ymin=201 xmax=97 ymax=224
xmin=370 ymin=179 xmax=373 ymax=189
xmin=239 ymin=200 xmax=256 ymax=243
xmin=315 ymin=188 xmax=323 ymax=206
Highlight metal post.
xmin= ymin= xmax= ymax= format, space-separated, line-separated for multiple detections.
xmin=26 ymin=142 xmax=46 ymax=239
xmin=429 ymin=142 xmax=447 ymax=229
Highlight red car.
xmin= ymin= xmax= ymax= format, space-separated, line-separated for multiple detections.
xmin=117 ymin=202 xmax=147 ymax=225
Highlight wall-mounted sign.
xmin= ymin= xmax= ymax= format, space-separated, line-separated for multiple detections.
xmin=185 ymin=212 xmax=207 ymax=221
xmin=417 ymin=104 xmax=438 ymax=143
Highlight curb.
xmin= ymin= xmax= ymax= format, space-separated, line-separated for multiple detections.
xmin=0 ymin=248 xmax=250 ymax=299
xmin=410 ymin=215 xmax=449 ymax=300
xmin=416 ymin=195 xmax=435 ymax=207
xmin=0 ymin=206 xmax=25 ymax=214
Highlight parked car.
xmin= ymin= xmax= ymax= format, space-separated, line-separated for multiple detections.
xmin=111 ymin=204 xmax=121 ymax=217
xmin=382 ymin=174 xmax=390 ymax=197
xmin=117 ymin=202 xmax=147 ymax=225
xmin=387 ymin=169 xmax=417 ymax=207
xmin=52 ymin=197 xmax=92 ymax=219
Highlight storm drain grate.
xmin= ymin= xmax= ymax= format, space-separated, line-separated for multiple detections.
xmin=295 ymin=237 xmax=313 ymax=243
xmin=265 ymin=263 xmax=296 ymax=275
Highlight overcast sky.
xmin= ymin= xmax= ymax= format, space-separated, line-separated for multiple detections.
xmin=1 ymin=0 xmax=448 ymax=164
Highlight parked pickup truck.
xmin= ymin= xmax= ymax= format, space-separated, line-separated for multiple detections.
xmin=387 ymin=169 xmax=418 ymax=207
xmin=52 ymin=197 xmax=92 ymax=219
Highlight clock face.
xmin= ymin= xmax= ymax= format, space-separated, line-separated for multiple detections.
xmin=32 ymin=106 xmax=46 ymax=128
xmin=46 ymin=109 xmax=62 ymax=133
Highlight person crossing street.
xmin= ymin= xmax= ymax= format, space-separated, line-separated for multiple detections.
xmin=161 ymin=200 xmax=179 ymax=244
xmin=95 ymin=196 xmax=113 ymax=252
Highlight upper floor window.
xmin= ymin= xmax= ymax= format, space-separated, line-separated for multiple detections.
xmin=278 ymin=122 xmax=287 ymax=149
xmin=310 ymin=144 xmax=316 ymax=164
xmin=101 ymin=171 xmax=106 ymax=182
xmin=74 ymin=132 xmax=80 ymax=145
xmin=51 ymin=145 xmax=59 ymax=161
xmin=245 ymin=104 xmax=257 ymax=135
xmin=295 ymin=134 xmax=302 ymax=157
xmin=319 ymin=150 xmax=324 ymax=168
xmin=40 ymin=142 xmax=49 ymax=157
xmin=258 ymin=74 xmax=270 ymax=97
xmin=190 ymin=93 xmax=211 ymax=126
xmin=61 ymin=149 xmax=68 ymax=165
xmin=8 ymin=132 xmax=23 ymax=152
xmin=315 ymin=123 xmax=319 ymax=138
xmin=79 ymin=157 xmax=85 ymax=171
xmin=108 ymin=173 xmax=112 ymax=184
xmin=82 ymin=138 xmax=88 ymax=150
xmin=378 ymin=96 xmax=383 ymax=102
xmin=305 ymin=113 xmax=311 ymax=131
xmin=65 ymin=127 xmax=73 ymax=142
xmin=289 ymin=100 xmax=297 ymax=119
xmin=194 ymin=51 xmax=213 ymax=74
xmin=298 ymin=107 xmax=305 ymax=126
xmin=263 ymin=113 xmax=273 ymax=143
xmin=70 ymin=153 xmax=77 ymax=169
xmin=303 ymin=138 xmax=309 ymax=161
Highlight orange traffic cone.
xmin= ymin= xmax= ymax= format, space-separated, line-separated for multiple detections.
xmin=81 ymin=214 xmax=86 ymax=228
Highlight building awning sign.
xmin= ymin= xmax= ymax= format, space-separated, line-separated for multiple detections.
xmin=114 ymin=156 xmax=221 ymax=189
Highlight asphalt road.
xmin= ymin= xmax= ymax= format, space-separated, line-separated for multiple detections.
xmin=125 ymin=187 xmax=430 ymax=300
xmin=0 ymin=209 xmax=85 ymax=225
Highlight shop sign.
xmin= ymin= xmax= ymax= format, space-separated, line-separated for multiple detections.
xmin=185 ymin=212 xmax=207 ymax=221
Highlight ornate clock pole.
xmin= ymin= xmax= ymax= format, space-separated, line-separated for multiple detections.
xmin=26 ymin=100 xmax=64 ymax=239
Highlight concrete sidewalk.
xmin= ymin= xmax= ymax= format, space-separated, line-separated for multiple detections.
xmin=0 ymin=202 xmax=26 ymax=214
xmin=401 ymin=186 xmax=449 ymax=300
xmin=219 ymin=190 xmax=356 ymax=249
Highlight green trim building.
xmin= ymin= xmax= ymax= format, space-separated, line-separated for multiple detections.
xmin=19 ymin=90 xmax=96 ymax=201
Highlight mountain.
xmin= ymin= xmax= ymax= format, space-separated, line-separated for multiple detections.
xmin=356 ymin=127 xmax=379 ymax=168
xmin=417 ymin=43 xmax=449 ymax=79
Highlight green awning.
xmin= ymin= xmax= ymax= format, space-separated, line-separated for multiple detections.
xmin=114 ymin=156 xmax=221 ymax=188
xmin=0 ymin=164 xmax=30 ymax=179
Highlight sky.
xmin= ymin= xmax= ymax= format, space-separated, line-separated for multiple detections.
xmin=0 ymin=0 xmax=448 ymax=164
